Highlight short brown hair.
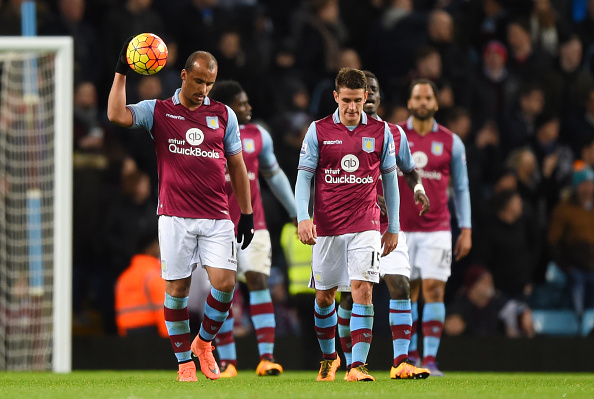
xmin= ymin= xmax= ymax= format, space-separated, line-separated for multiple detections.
xmin=335 ymin=67 xmax=367 ymax=92
xmin=409 ymin=79 xmax=439 ymax=99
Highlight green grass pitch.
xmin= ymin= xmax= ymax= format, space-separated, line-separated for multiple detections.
xmin=1 ymin=371 xmax=593 ymax=399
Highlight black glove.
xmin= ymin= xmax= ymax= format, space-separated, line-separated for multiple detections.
xmin=115 ymin=36 xmax=134 ymax=75
xmin=237 ymin=213 xmax=254 ymax=250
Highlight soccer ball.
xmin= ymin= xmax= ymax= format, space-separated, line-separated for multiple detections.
xmin=126 ymin=33 xmax=168 ymax=75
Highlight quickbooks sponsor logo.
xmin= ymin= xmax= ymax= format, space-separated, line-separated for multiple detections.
xmin=324 ymin=174 xmax=374 ymax=184
xmin=168 ymin=144 xmax=220 ymax=158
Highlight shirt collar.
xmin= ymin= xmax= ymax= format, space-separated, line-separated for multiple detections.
xmin=172 ymin=88 xmax=211 ymax=105
xmin=407 ymin=116 xmax=438 ymax=132
xmin=332 ymin=108 xmax=368 ymax=125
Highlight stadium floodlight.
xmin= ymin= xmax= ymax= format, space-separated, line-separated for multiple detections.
xmin=0 ymin=36 xmax=73 ymax=373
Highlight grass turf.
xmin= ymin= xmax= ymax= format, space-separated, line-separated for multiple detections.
xmin=1 ymin=371 xmax=593 ymax=399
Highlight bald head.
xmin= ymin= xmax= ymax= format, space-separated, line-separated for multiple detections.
xmin=184 ymin=51 xmax=218 ymax=73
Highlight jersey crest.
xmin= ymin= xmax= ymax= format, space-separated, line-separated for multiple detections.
xmin=206 ymin=116 xmax=219 ymax=129
xmin=431 ymin=141 xmax=444 ymax=156
xmin=243 ymin=138 xmax=256 ymax=153
xmin=362 ymin=137 xmax=375 ymax=153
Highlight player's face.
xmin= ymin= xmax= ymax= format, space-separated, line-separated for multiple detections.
xmin=364 ymin=77 xmax=380 ymax=116
xmin=180 ymin=61 xmax=218 ymax=107
xmin=334 ymin=87 xmax=368 ymax=126
xmin=231 ymin=91 xmax=252 ymax=125
xmin=408 ymin=83 xmax=438 ymax=121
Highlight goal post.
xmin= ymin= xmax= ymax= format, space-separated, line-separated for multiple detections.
xmin=0 ymin=37 xmax=73 ymax=373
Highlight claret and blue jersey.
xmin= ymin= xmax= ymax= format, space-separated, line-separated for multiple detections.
xmin=397 ymin=117 xmax=471 ymax=232
xmin=126 ymin=89 xmax=241 ymax=220
xmin=297 ymin=109 xmax=399 ymax=236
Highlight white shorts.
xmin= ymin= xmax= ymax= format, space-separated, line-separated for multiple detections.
xmin=407 ymin=231 xmax=452 ymax=282
xmin=236 ymin=229 xmax=272 ymax=282
xmin=310 ymin=230 xmax=381 ymax=291
xmin=380 ymin=231 xmax=410 ymax=278
xmin=159 ymin=216 xmax=237 ymax=280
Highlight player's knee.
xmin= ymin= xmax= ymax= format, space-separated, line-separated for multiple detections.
xmin=423 ymin=281 xmax=445 ymax=302
xmin=245 ymin=271 xmax=268 ymax=291
xmin=339 ymin=292 xmax=353 ymax=309
xmin=386 ymin=275 xmax=410 ymax=300
xmin=316 ymin=291 xmax=336 ymax=307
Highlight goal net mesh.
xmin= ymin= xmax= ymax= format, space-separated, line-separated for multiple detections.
xmin=0 ymin=51 xmax=56 ymax=370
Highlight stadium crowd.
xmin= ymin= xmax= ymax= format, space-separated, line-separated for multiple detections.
xmin=3 ymin=0 xmax=593 ymax=340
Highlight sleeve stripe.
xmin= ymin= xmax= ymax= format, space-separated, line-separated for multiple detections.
xmin=298 ymin=165 xmax=316 ymax=173
xmin=225 ymin=147 xmax=242 ymax=156
xmin=381 ymin=164 xmax=397 ymax=174
xmin=126 ymin=105 xmax=137 ymax=126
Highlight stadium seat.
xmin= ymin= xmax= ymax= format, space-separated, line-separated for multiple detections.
xmin=581 ymin=309 xmax=594 ymax=337
xmin=532 ymin=310 xmax=579 ymax=336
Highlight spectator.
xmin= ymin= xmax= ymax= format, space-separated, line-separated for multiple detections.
xmin=444 ymin=265 xmax=534 ymax=338
xmin=100 ymin=169 xmax=158 ymax=333
xmin=292 ymin=0 xmax=348 ymax=92
xmin=506 ymin=18 xmax=552 ymax=82
xmin=471 ymin=40 xmax=520 ymax=128
xmin=548 ymin=165 xmax=594 ymax=324
xmin=426 ymin=9 xmax=474 ymax=107
xmin=543 ymin=35 xmax=594 ymax=119
xmin=475 ymin=189 xmax=540 ymax=301
xmin=563 ymin=87 xmax=594 ymax=155
xmin=41 ymin=0 xmax=99 ymax=85
xmin=115 ymin=234 xmax=167 ymax=338
xmin=529 ymin=0 xmax=572 ymax=57
xmin=499 ymin=82 xmax=546 ymax=157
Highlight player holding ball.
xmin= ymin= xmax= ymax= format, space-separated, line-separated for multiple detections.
xmin=107 ymin=35 xmax=254 ymax=382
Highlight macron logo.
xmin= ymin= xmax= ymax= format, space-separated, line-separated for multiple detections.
xmin=166 ymin=113 xmax=186 ymax=120
xmin=323 ymin=140 xmax=342 ymax=145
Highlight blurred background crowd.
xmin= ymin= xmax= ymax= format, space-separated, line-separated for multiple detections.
xmin=3 ymin=0 xmax=593 ymax=340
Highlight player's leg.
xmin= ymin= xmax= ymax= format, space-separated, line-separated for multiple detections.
xmin=382 ymin=232 xmax=429 ymax=379
xmin=421 ymin=278 xmax=446 ymax=375
xmin=337 ymin=292 xmax=353 ymax=375
xmin=315 ymin=287 xmax=341 ymax=381
xmin=213 ymin=306 xmax=237 ymax=377
xmin=417 ymin=231 xmax=452 ymax=377
xmin=159 ymin=216 xmax=199 ymax=382
xmin=242 ymin=230 xmax=283 ymax=376
xmin=345 ymin=231 xmax=380 ymax=382
xmin=246 ymin=271 xmax=283 ymax=375
xmin=408 ymin=280 xmax=421 ymax=365
xmin=191 ymin=219 xmax=238 ymax=380
xmin=310 ymin=235 xmax=348 ymax=381
xmin=406 ymin=232 xmax=422 ymax=365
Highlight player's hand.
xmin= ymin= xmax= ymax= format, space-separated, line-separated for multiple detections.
xmin=377 ymin=195 xmax=387 ymax=216
xmin=237 ymin=213 xmax=254 ymax=250
xmin=415 ymin=190 xmax=430 ymax=216
xmin=454 ymin=228 xmax=472 ymax=261
xmin=381 ymin=231 xmax=399 ymax=257
xmin=298 ymin=219 xmax=317 ymax=245
xmin=115 ymin=36 xmax=134 ymax=75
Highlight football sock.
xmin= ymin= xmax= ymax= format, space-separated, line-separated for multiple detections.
xmin=214 ymin=307 xmax=237 ymax=366
xmin=314 ymin=300 xmax=337 ymax=360
xmin=409 ymin=301 xmax=419 ymax=361
xmin=249 ymin=289 xmax=276 ymax=360
xmin=199 ymin=287 xmax=234 ymax=342
xmin=164 ymin=293 xmax=191 ymax=363
xmin=389 ymin=299 xmax=412 ymax=366
xmin=337 ymin=305 xmax=352 ymax=367
xmin=350 ymin=303 xmax=373 ymax=368
xmin=422 ymin=302 xmax=445 ymax=364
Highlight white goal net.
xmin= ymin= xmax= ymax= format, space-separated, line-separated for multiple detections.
xmin=0 ymin=37 xmax=73 ymax=372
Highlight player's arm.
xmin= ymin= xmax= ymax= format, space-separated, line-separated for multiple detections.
xmin=257 ymin=126 xmax=297 ymax=221
xmin=225 ymin=106 xmax=254 ymax=249
xmin=396 ymin=127 xmax=430 ymax=215
xmin=451 ymin=134 xmax=472 ymax=261
xmin=107 ymin=37 xmax=134 ymax=127
xmin=380 ymin=123 xmax=399 ymax=256
xmin=296 ymin=122 xmax=319 ymax=245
